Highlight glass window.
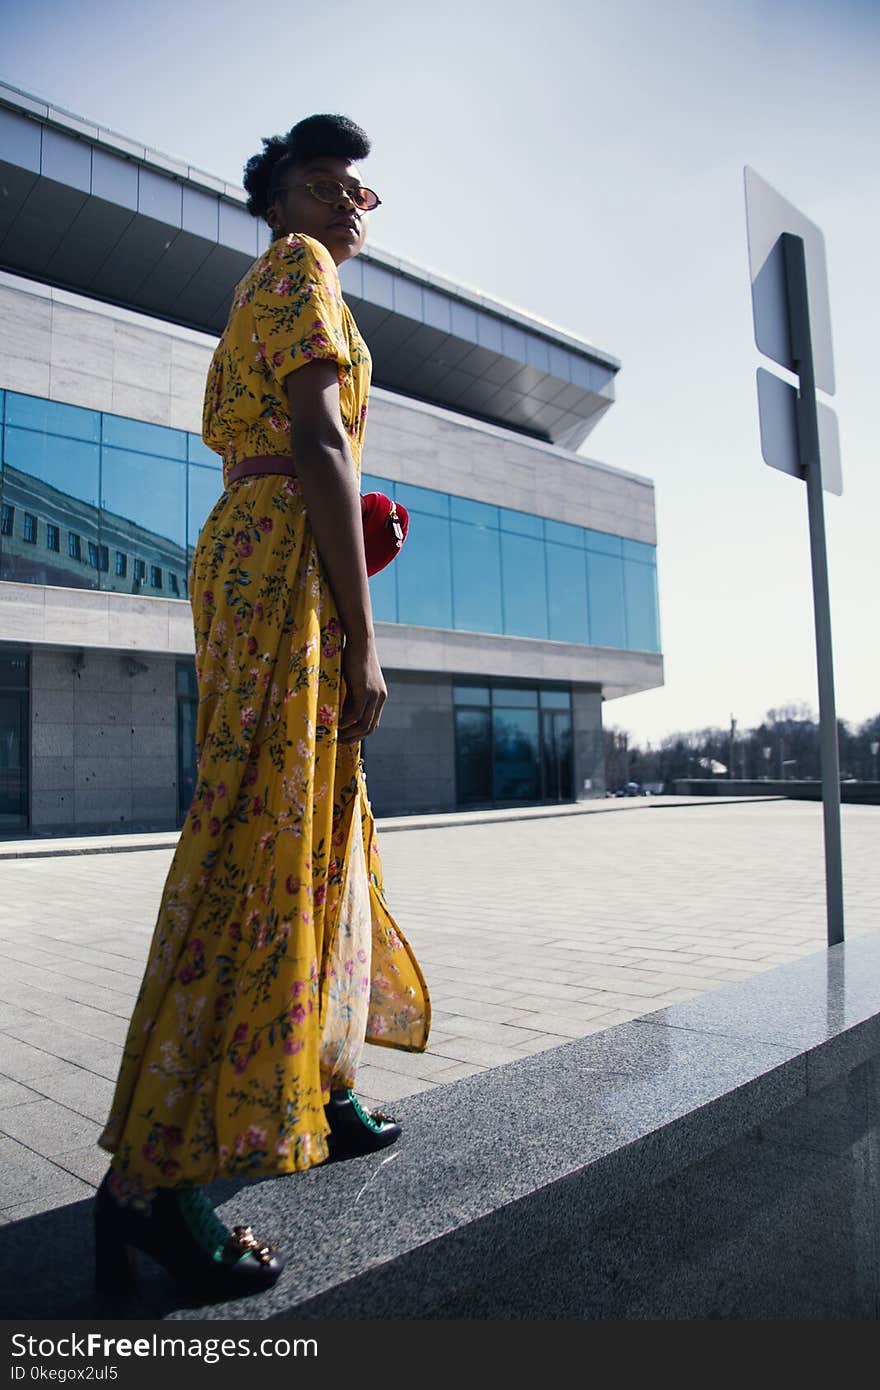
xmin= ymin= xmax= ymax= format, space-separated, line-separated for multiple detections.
xmin=587 ymin=550 xmax=627 ymax=648
xmin=541 ymin=708 xmax=573 ymax=800
xmin=492 ymin=686 xmax=537 ymax=707
xmin=0 ymin=652 xmax=28 ymax=687
xmin=102 ymin=415 xmax=187 ymax=460
xmin=150 ymin=564 xmax=162 ymax=589
xmin=187 ymin=433 xmax=222 ymax=469
xmin=544 ymin=518 xmax=584 ymax=548
xmin=394 ymin=482 xmax=449 ymax=518
xmin=68 ymin=531 xmax=82 ymax=560
xmin=187 ymin=463 xmax=224 ymax=547
xmin=368 ymin=561 xmax=397 ymax=623
xmin=546 ymin=542 xmax=589 ymax=644
xmin=97 ymin=545 xmax=109 ymax=572
xmin=361 ymin=472 xmax=395 ymax=494
xmin=500 ymin=532 xmax=548 ymax=639
xmin=453 ymin=684 xmax=490 ymax=706
xmin=115 ymin=550 xmax=127 ymax=577
xmin=1 ymin=505 xmax=14 ymax=536
xmin=169 ymin=572 xmax=180 ymax=596
xmin=499 ymin=507 xmax=543 ymax=538
xmin=102 ymin=447 xmax=186 ymax=548
xmin=493 ymin=707 xmax=540 ymax=800
xmin=624 ymin=560 xmax=660 ymax=652
xmin=450 ymin=495 xmax=498 ymax=528
xmin=539 ymin=688 xmax=571 ymax=709
xmin=396 ymin=513 xmax=452 ymax=628
xmin=22 ymin=512 xmax=37 ymax=544
xmin=622 ymin=538 xmax=655 ymax=564
xmin=584 ymin=528 xmax=623 ymax=557
xmin=4 ymin=428 xmax=100 ymax=506
xmin=0 ymin=686 xmax=28 ymax=827
xmin=133 ymin=558 xmax=146 ymax=582
xmin=46 ymin=523 xmax=59 ymax=552
xmin=455 ymin=708 xmax=492 ymax=804
xmin=176 ymin=660 xmax=198 ymax=699
xmin=88 ymin=541 xmax=99 ymax=569
xmin=6 ymin=393 xmax=100 ymax=443
xmin=451 ymin=520 xmax=503 ymax=635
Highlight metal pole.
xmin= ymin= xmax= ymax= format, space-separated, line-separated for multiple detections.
xmin=782 ymin=232 xmax=844 ymax=946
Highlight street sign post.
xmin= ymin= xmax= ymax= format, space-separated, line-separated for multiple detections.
xmin=744 ymin=166 xmax=843 ymax=947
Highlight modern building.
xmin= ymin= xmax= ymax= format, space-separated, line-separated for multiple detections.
xmin=0 ymin=82 xmax=663 ymax=836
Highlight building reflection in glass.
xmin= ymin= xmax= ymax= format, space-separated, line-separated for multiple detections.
xmin=0 ymin=392 xmax=222 ymax=598
xmin=0 ymin=390 xmax=660 ymax=657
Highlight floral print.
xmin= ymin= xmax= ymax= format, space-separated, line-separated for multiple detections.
xmin=98 ymin=233 xmax=430 ymax=1185
xmin=203 ymin=232 xmax=372 ymax=478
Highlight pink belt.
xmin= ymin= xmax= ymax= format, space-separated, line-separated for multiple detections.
xmin=227 ymin=455 xmax=298 ymax=484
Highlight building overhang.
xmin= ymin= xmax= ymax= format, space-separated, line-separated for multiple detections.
xmin=0 ymin=83 xmax=619 ymax=450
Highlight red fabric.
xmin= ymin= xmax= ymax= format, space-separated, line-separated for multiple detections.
xmin=361 ymin=492 xmax=409 ymax=576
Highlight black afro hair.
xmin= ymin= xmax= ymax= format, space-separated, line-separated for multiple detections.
xmin=243 ymin=114 xmax=371 ymax=218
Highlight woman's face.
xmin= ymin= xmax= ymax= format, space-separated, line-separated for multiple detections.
xmin=267 ymin=156 xmax=371 ymax=265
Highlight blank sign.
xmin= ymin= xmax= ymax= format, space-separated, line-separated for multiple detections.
xmin=757 ymin=368 xmax=842 ymax=496
xmin=745 ymin=166 xmax=836 ymax=397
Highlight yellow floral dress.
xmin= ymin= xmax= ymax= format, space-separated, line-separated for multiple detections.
xmin=98 ymin=232 xmax=430 ymax=1186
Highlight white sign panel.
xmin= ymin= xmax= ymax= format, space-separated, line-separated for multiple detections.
xmin=756 ymin=368 xmax=842 ymax=495
xmin=745 ymin=166 xmax=836 ymax=396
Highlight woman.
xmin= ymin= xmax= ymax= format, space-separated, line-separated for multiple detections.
xmin=94 ymin=114 xmax=431 ymax=1298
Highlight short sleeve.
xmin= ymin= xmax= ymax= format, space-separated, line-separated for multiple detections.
xmin=249 ymin=233 xmax=351 ymax=386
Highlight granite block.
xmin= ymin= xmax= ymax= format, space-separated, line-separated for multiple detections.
xmin=73 ymin=724 xmax=134 ymax=758
xmin=72 ymin=688 xmax=127 ymax=726
xmin=29 ymin=648 xmax=75 ymax=691
xmin=75 ymin=756 xmax=132 ymax=791
xmin=0 ymin=1077 xmax=39 ymax=1110
xmin=0 ymin=1098 xmax=103 ymax=1156
xmin=3 ymin=1020 xmax=122 ymax=1078
xmin=130 ymin=724 xmax=176 ymax=758
xmin=31 ymin=755 xmax=75 ymax=789
xmin=130 ymin=754 xmax=177 ymax=789
xmin=31 ymin=688 xmax=75 ymax=724
xmin=51 ymin=1144 xmax=108 ymax=1187
xmin=643 ymin=933 xmax=880 ymax=1091
xmin=0 ymin=1135 xmax=93 ymax=1212
xmin=0 ymin=1034 xmax=62 ymax=1083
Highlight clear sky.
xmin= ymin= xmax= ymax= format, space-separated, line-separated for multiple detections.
xmin=2 ymin=0 xmax=878 ymax=746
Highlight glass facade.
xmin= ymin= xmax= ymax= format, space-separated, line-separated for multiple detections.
xmin=453 ymin=681 xmax=574 ymax=806
xmin=0 ymin=389 xmax=660 ymax=654
xmin=0 ymin=389 xmax=222 ymax=599
xmin=363 ymin=472 xmax=660 ymax=653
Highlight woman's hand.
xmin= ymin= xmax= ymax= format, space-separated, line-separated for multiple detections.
xmin=338 ymin=635 xmax=387 ymax=743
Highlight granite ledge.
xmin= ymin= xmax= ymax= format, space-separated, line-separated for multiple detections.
xmin=5 ymin=931 xmax=877 ymax=1319
xmin=161 ymin=931 xmax=880 ymax=1319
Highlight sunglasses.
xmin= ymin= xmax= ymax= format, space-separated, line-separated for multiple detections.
xmin=278 ymin=178 xmax=381 ymax=212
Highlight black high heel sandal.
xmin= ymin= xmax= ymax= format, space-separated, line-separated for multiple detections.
xmin=325 ymin=1089 xmax=401 ymax=1160
xmin=94 ymin=1175 xmax=284 ymax=1298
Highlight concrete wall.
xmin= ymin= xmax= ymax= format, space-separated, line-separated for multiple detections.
xmin=362 ymin=671 xmax=456 ymax=817
xmin=29 ymin=646 xmax=178 ymax=834
xmin=573 ymin=686 xmax=605 ymax=799
xmin=0 ymin=272 xmax=214 ymax=434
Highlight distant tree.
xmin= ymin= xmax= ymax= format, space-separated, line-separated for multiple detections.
xmin=612 ymin=706 xmax=880 ymax=788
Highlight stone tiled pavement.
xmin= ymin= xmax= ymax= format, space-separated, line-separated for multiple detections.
xmin=0 ymin=796 xmax=877 ymax=1226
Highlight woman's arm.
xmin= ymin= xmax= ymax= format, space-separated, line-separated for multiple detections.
xmin=284 ymin=360 xmax=386 ymax=743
